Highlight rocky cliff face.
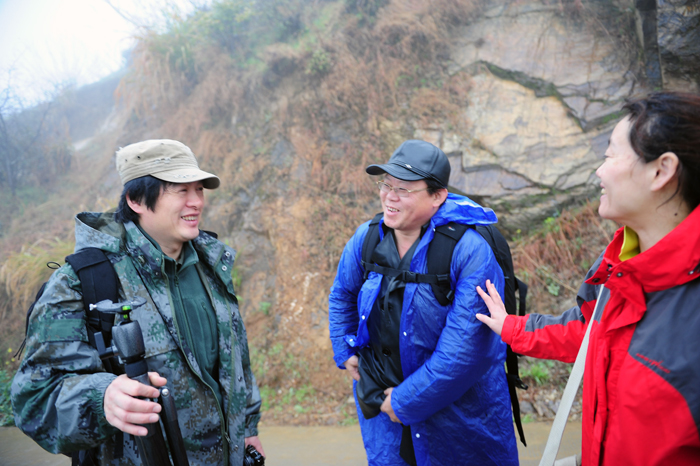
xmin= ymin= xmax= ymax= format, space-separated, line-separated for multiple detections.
xmin=399 ymin=0 xmax=699 ymax=231
xmin=657 ymin=0 xmax=700 ymax=88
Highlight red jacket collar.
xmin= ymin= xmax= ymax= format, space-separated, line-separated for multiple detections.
xmin=587 ymin=205 xmax=700 ymax=293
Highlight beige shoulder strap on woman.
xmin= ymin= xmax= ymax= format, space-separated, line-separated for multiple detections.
xmin=540 ymin=286 xmax=610 ymax=466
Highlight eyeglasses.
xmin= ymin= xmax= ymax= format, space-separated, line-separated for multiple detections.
xmin=376 ymin=181 xmax=429 ymax=198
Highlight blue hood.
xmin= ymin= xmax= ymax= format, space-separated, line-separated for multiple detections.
xmin=431 ymin=193 xmax=498 ymax=228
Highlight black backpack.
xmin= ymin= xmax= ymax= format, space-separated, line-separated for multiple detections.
xmin=16 ymin=247 xmax=123 ymax=466
xmin=361 ymin=213 xmax=529 ymax=446
xmin=17 ymin=248 xmax=121 ymax=369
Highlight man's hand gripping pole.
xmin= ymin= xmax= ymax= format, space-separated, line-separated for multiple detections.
xmin=95 ymin=297 xmax=189 ymax=466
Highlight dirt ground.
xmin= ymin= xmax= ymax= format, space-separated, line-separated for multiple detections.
xmin=256 ymin=353 xmax=581 ymax=428
xmin=1 ymin=421 xmax=583 ymax=466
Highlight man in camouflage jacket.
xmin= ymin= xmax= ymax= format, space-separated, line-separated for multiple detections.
xmin=11 ymin=140 xmax=263 ymax=465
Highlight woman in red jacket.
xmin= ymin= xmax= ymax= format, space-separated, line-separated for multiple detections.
xmin=476 ymin=92 xmax=700 ymax=466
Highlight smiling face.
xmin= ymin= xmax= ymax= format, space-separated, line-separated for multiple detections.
xmin=596 ymin=117 xmax=654 ymax=227
xmin=380 ymin=175 xmax=444 ymax=237
xmin=128 ymin=181 xmax=205 ymax=258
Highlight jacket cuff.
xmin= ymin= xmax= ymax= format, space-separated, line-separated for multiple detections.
xmin=501 ymin=315 xmax=517 ymax=345
xmin=331 ymin=338 xmax=356 ymax=369
xmin=391 ymin=387 xmax=421 ymax=426
xmin=245 ymin=413 xmax=261 ymax=437
xmin=92 ymin=373 xmax=120 ymax=435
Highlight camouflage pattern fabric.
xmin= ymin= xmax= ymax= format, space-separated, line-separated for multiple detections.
xmin=11 ymin=212 xmax=261 ymax=466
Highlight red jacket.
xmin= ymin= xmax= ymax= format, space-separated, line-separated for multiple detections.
xmin=502 ymin=206 xmax=700 ymax=465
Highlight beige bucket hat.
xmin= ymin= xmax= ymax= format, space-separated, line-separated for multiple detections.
xmin=116 ymin=139 xmax=220 ymax=189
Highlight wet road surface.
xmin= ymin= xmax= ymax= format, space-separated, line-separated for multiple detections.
xmin=0 ymin=421 xmax=581 ymax=465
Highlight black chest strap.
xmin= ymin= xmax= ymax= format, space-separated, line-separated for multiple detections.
xmin=361 ymin=213 xmax=466 ymax=306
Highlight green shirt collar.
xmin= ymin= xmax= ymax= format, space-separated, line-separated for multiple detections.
xmin=136 ymin=224 xmax=199 ymax=269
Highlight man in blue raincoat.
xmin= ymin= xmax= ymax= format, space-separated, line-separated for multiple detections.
xmin=328 ymin=140 xmax=519 ymax=466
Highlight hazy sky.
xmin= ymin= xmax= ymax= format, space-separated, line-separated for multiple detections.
xmin=0 ymin=0 xmax=204 ymax=106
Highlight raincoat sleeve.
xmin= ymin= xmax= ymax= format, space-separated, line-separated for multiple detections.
xmin=11 ymin=265 xmax=119 ymax=454
xmin=328 ymin=222 xmax=369 ymax=369
xmin=391 ymin=230 xmax=508 ymax=425
xmin=502 ymin=251 xmax=605 ymax=363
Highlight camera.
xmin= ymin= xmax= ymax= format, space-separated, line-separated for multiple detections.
xmin=243 ymin=445 xmax=265 ymax=466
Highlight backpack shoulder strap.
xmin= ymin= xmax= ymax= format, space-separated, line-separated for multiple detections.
xmin=65 ymin=247 xmax=121 ymax=374
xmin=515 ymin=278 xmax=528 ymax=317
xmin=427 ymin=222 xmax=468 ymax=306
xmin=65 ymin=247 xmax=119 ymax=322
xmin=65 ymin=248 xmax=125 ymax=462
xmin=360 ymin=213 xmax=384 ymax=280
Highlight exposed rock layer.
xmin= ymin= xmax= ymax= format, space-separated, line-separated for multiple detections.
xmin=403 ymin=0 xmax=699 ymax=231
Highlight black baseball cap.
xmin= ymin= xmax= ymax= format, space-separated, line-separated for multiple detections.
xmin=366 ymin=140 xmax=450 ymax=187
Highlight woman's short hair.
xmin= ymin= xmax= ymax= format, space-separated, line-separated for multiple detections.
xmin=114 ymin=176 xmax=173 ymax=224
xmin=625 ymin=92 xmax=700 ymax=211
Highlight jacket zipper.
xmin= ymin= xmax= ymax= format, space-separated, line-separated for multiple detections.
xmin=165 ymin=266 xmax=230 ymax=465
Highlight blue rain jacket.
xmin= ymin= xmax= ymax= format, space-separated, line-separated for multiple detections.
xmin=329 ymin=194 xmax=519 ymax=466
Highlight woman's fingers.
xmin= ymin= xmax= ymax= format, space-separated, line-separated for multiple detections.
xmin=475 ymin=280 xmax=508 ymax=337
xmin=485 ymin=279 xmax=504 ymax=306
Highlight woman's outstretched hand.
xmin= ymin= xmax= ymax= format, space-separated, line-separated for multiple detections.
xmin=475 ymin=279 xmax=508 ymax=337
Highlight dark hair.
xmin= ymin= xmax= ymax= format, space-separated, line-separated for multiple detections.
xmin=624 ymin=92 xmax=700 ymax=211
xmin=425 ymin=177 xmax=446 ymax=195
xmin=115 ymin=176 xmax=173 ymax=224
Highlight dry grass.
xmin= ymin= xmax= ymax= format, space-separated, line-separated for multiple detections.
xmin=408 ymin=73 xmax=472 ymax=128
xmin=0 ymin=238 xmax=75 ymax=365
xmin=512 ymin=201 xmax=618 ymax=316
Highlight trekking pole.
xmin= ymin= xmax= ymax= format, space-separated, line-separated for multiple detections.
xmin=95 ymin=297 xmax=189 ymax=466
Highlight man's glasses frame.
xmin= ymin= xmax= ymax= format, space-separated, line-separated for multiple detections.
xmin=376 ymin=180 xmax=429 ymax=198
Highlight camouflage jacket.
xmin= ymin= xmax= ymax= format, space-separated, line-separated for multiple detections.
xmin=11 ymin=212 xmax=261 ymax=466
